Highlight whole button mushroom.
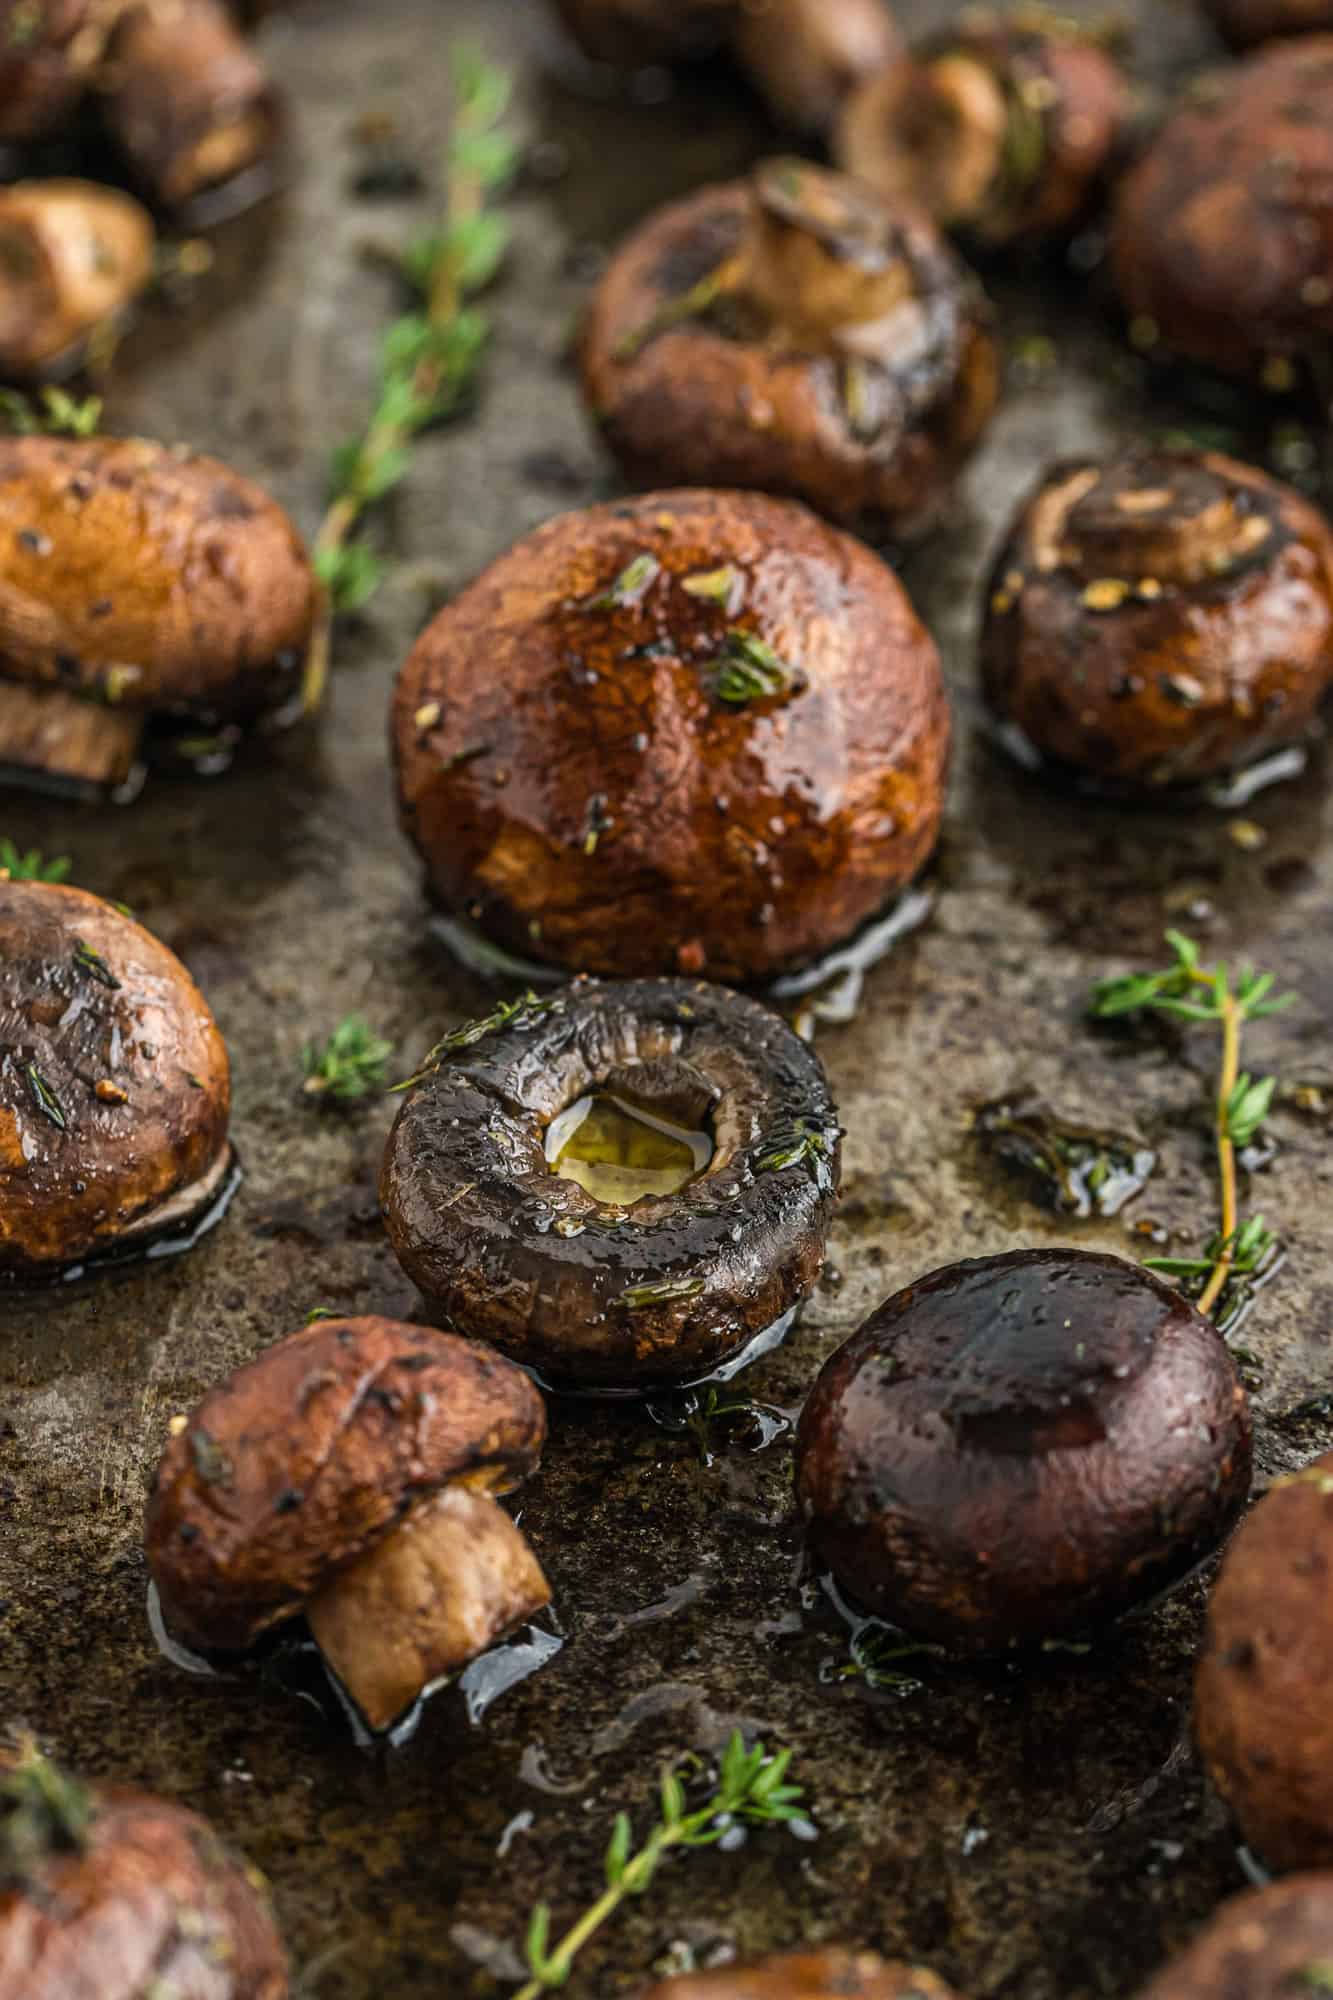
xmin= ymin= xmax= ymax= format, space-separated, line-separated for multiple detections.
xmin=980 ymin=447 xmax=1333 ymax=792
xmin=1111 ymin=37 xmax=1333 ymax=383
xmin=381 ymin=979 xmax=841 ymax=1394
xmin=1194 ymin=1452 xmax=1333 ymax=1871
xmin=0 ymin=179 xmax=155 ymax=379
xmin=1202 ymin=0 xmax=1333 ymax=48
xmin=795 ymin=1249 xmax=1252 ymax=1653
xmin=0 ymin=1746 xmax=288 ymax=1999
xmin=392 ymin=489 xmax=950 ymax=982
xmin=1136 ymin=1876 xmax=1333 ymax=1999
xmin=145 ymin=1317 xmax=551 ymax=1734
xmin=639 ymin=1950 xmax=964 ymax=1999
xmin=581 ymin=160 xmax=997 ymax=541
xmin=0 ymin=880 xmax=235 ymax=1286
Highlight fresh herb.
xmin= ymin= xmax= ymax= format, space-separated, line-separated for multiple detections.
xmin=712 ymin=630 xmax=804 ymax=707
xmin=1089 ymin=931 xmax=1294 ymax=1318
xmin=0 ymin=386 xmax=102 ymax=437
xmin=613 ymin=256 xmax=741 ymax=362
xmin=392 ymin=991 xmax=564 ymax=1091
xmin=301 ymin=1016 xmax=394 ymax=1103
xmin=585 ymin=552 xmax=660 ymax=612
xmin=619 ymin=1276 xmax=706 ymax=1311
xmin=1 ymin=1744 xmax=93 ymax=1885
xmin=754 ymin=1118 xmax=831 ymax=1178
xmin=678 ymin=1387 xmax=788 ymax=1467
xmin=838 ymin=1626 xmax=942 ymax=1693
xmin=72 ymin=939 xmax=121 ymax=991
xmin=1294 ymin=1966 xmax=1333 ymax=1994
xmin=305 ymin=1306 xmax=340 ymax=1324
xmin=0 ymin=841 xmax=70 ymax=883
xmin=975 ymin=1094 xmax=1155 ymax=1220
xmin=514 ymin=1730 xmax=808 ymax=2000
xmin=25 ymin=1065 xmax=65 ymax=1132
xmin=681 ymin=565 xmax=743 ymax=610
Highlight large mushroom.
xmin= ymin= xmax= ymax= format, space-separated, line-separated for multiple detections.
xmin=640 ymin=1952 xmax=964 ymax=1999
xmin=580 ymin=159 xmax=998 ymax=540
xmin=795 ymin=1249 xmax=1252 ymax=1653
xmin=1202 ymin=0 xmax=1333 ymax=48
xmin=392 ymin=488 xmax=950 ymax=982
xmin=1136 ymin=1876 xmax=1333 ymax=1999
xmin=145 ymin=1316 xmax=551 ymax=1734
xmin=381 ymin=978 xmax=841 ymax=1394
xmin=0 ymin=880 xmax=235 ymax=1286
xmin=0 ymin=178 xmax=155 ymax=379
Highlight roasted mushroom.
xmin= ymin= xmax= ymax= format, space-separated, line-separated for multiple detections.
xmin=146 ymin=1316 xmax=551 ymax=1733
xmin=0 ymin=179 xmax=155 ymax=379
xmin=837 ymin=7 xmax=1133 ymax=251
xmin=381 ymin=979 xmax=840 ymax=1393
xmin=0 ymin=0 xmax=107 ymax=145
xmin=640 ymin=1951 xmax=963 ymax=1999
xmin=0 ymin=880 xmax=235 ymax=1286
xmin=1194 ymin=1452 xmax=1333 ymax=1871
xmin=0 ymin=433 xmax=317 ymax=795
xmin=980 ymin=446 xmax=1333 ymax=792
xmin=795 ymin=1249 xmax=1252 ymax=1653
xmin=0 ymin=1746 xmax=288 ymax=1998
xmin=731 ymin=0 xmax=902 ymax=134
xmin=393 ymin=489 xmax=949 ymax=981
xmin=1111 ymin=37 xmax=1333 ymax=382
xmin=1202 ymin=0 xmax=1333 ymax=48
xmin=580 ymin=159 xmax=998 ymax=540
xmin=1136 ymin=1876 xmax=1333 ymax=1999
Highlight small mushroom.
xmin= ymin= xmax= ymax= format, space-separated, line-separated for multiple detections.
xmin=980 ymin=446 xmax=1333 ymax=791
xmin=837 ymin=7 xmax=1133 ymax=250
xmin=1194 ymin=1451 xmax=1333 ymax=1871
xmin=0 ymin=178 xmax=155 ymax=379
xmin=0 ymin=433 xmax=317 ymax=795
xmin=580 ymin=159 xmax=998 ymax=540
xmin=0 ymin=880 xmax=234 ymax=1286
xmin=731 ymin=0 xmax=903 ymax=135
xmin=381 ymin=978 xmax=841 ymax=1393
xmin=391 ymin=488 xmax=950 ymax=980
xmin=1202 ymin=0 xmax=1333 ymax=49
xmin=0 ymin=1745 xmax=288 ymax=1998
xmin=0 ymin=0 xmax=108 ymax=145
xmin=1136 ymin=1876 xmax=1333 ymax=1999
xmin=795 ymin=1249 xmax=1252 ymax=1653
xmin=1111 ymin=37 xmax=1333 ymax=382
xmin=145 ymin=1316 xmax=551 ymax=1733
xmin=639 ymin=1950 xmax=964 ymax=1999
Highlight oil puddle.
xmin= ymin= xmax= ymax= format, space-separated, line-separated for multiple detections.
xmin=645 ymin=1385 xmax=795 ymax=1465
xmin=770 ymin=883 xmax=935 ymax=1040
xmin=975 ymin=1091 xmax=1155 ymax=1219
xmin=528 ymin=1303 xmax=798 ymax=1405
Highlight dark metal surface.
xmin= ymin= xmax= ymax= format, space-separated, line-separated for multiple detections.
xmin=3 ymin=2 xmax=1333 ymax=1995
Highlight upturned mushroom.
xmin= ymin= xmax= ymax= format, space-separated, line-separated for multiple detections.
xmin=581 ymin=159 xmax=998 ymax=539
xmin=980 ymin=446 xmax=1333 ymax=792
xmin=640 ymin=1951 xmax=964 ymax=1999
xmin=1202 ymin=0 xmax=1333 ymax=47
xmin=0 ymin=1745 xmax=288 ymax=1999
xmin=0 ymin=433 xmax=317 ymax=795
xmin=0 ymin=179 xmax=155 ymax=379
xmin=795 ymin=1249 xmax=1252 ymax=1653
xmin=145 ymin=1316 xmax=551 ymax=1733
xmin=381 ymin=979 xmax=841 ymax=1393
xmin=1136 ymin=1876 xmax=1333 ymax=1999
xmin=0 ymin=880 xmax=235 ymax=1286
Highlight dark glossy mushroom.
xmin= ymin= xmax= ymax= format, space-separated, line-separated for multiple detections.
xmin=795 ymin=1249 xmax=1252 ymax=1653
xmin=381 ymin=978 xmax=841 ymax=1394
xmin=980 ymin=446 xmax=1333 ymax=792
xmin=731 ymin=0 xmax=902 ymax=134
xmin=393 ymin=488 xmax=948 ymax=981
xmin=1111 ymin=37 xmax=1333 ymax=382
xmin=837 ymin=7 xmax=1133 ymax=250
xmin=1202 ymin=0 xmax=1333 ymax=48
xmin=580 ymin=160 xmax=998 ymax=540
xmin=0 ymin=0 xmax=105 ymax=145
xmin=0 ymin=178 xmax=155 ymax=379
xmin=1136 ymin=1876 xmax=1333 ymax=1999
xmin=0 ymin=1746 xmax=288 ymax=1998
xmin=639 ymin=1950 xmax=964 ymax=1999
xmin=0 ymin=880 xmax=234 ymax=1286
xmin=1194 ymin=1452 xmax=1333 ymax=1871
xmin=145 ymin=1316 xmax=550 ymax=1733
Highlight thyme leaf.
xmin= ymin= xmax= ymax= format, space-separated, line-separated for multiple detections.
xmin=584 ymin=552 xmax=660 ymax=612
xmin=25 ymin=1065 xmax=65 ymax=1132
xmin=392 ymin=991 xmax=564 ymax=1091
xmin=1 ymin=1745 xmax=94 ymax=1886
xmin=755 ymin=1117 xmax=832 ymax=1180
xmin=72 ymin=940 xmax=121 ymax=991
xmin=712 ymin=629 xmax=805 ymax=707
xmin=619 ymin=1276 xmax=706 ymax=1311
xmin=0 ymin=841 xmax=70 ymax=883
xmin=0 ymin=387 xmax=101 ymax=437
xmin=302 ymin=1016 xmax=394 ymax=1104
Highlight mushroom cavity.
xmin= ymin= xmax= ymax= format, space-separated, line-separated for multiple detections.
xmin=639 ymin=1950 xmax=964 ymax=1999
xmin=0 ymin=179 xmax=155 ymax=380
xmin=980 ymin=447 xmax=1333 ymax=791
xmin=580 ymin=162 xmax=997 ymax=539
xmin=392 ymin=488 xmax=950 ymax=980
xmin=1203 ymin=0 xmax=1333 ymax=48
xmin=380 ymin=978 xmax=841 ymax=1393
xmin=795 ymin=1249 xmax=1252 ymax=1653
xmin=145 ymin=1317 xmax=550 ymax=1733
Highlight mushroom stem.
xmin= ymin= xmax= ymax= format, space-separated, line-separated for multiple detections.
xmin=741 ymin=158 xmax=915 ymax=349
xmin=0 ymin=681 xmax=145 ymax=796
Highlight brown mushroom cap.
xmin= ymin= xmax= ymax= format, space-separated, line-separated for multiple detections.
xmin=393 ymin=488 xmax=950 ymax=982
xmin=145 ymin=1316 xmax=548 ymax=1654
xmin=1136 ymin=1875 xmax=1333 ymax=2000
xmin=1194 ymin=1452 xmax=1333 ymax=1871
xmin=795 ymin=1249 xmax=1253 ymax=1653
xmin=1203 ymin=0 xmax=1333 ymax=48
xmin=731 ymin=0 xmax=903 ymax=135
xmin=980 ymin=447 xmax=1333 ymax=790
xmin=0 ymin=881 xmax=231 ymax=1282
xmin=1111 ymin=37 xmax=1333 ymax=381
xmin=638 ymin=1950 xmax=963 ymax=1999
xmin=0 ymin=179 xmax=155 ymax=379
xmin=580 ymin=165 xmax=997 ymax=541
xmin=0 ymin=0 xmax=103 ymax=144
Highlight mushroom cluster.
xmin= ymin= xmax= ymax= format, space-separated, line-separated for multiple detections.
xmin=641 ymin=1952 xmax=964 ymax=1999
xmin=0 ymin=179 xmax=155 ymax=379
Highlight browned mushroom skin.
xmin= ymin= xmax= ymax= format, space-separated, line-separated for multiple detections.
xmin=394 ymin=489 xmax=949 ymax=982
xmin=381 ymin=978 xmax=841 ymax=1392
xmin=580 ymin=162 xmax=998 ymax=542
xmin=0 ymin=178 xmax=155 ymax=379
xmin=1203 ymin=0 xmax=1333 ymax=48
xmin=980 ymin=447 xmax=1333 ymax=791
xmin=1194 ymin=1452 xmax=1333 ymax=1872
xmin=795 ymin=1249 xmax=1253 ymax=1653
xmin=551 ymin=0 xmax=735 ymax=65
xmin=1136 ymin=1876 xmax=1333 ymax=2000
xmin=0 ymin=881 xmax=233 ymax=1284
xmin=638 ymin=1949 xmax=964 ymax=1999
xmin=731 ymin=0 xmax=903 ymax=134
xmin=1111 ymin=37 xmax=1333 ymax=381
xmin=0 ymin=0 xmax=105 ymax=144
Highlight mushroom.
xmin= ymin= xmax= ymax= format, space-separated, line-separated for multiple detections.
xmin=0 ymin=433 xmax=317 ymax=795
xmin=1111 ymin=37 xmax=1333 ymax=382
xmin=0 ymin=178 xmax=155 ymax=380
xmin=1136 ymin=1877 xmax=1333 ymax=1999
xmin=639 ymin=1950 xmax=964 ymax=1999
xmin=837 ymin=7 xmax=1133 ymax=250
xmin=979 ymin=446 xmax=1333 ymax=792
xmin=145 ymin=1316 xmax=551 ymax=1733
xmin=794 ymin=1248 xmax=1252 ymax=1653
xmin=381 ymin=978 xmax=841 ymax=1394
xmin=1202 ymin=0 xmax=1333 ymax=49
xmin=580 ymin=159 xmax=998 ymax=540
xmin=1194 ymin=1451 xmax=1333 ymax=1871
xmin=0 ymin=1745 xmax=288 ymax=1998
xmin=0 ymin=0 xmax=107 ymax=145
xmin=551 ymin=0 xmax=736 ymax=67
xmin=730 ymin=0 xmax=903 ymax=135
xmin=0 ymin=880 xmax=235 ymax=1286
xmin=391 ymin=488 xmax=950 ymax=981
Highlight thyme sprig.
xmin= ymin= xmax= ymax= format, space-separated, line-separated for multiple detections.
xmin=302 ymin=1016 xmax=394 ymax=1103
xmin=0 ymin=842 xmax=70 ymax=883
xmin=514 ymin=1730 xmax=808 ymax=2000
xmin=0 ymin=387 xmax=102 ymax=437
xmin=72 ymin=939 xmax=120 ymax=990
xmin=392 ymin=991 xmax=564 ymax=1092
xmin=25 ymin=1065 xmax=65 ymax=1131
xmin=713 ymin=630 xmax=805 ymax=707
xmin=1089 ymin=931 xmax=1294 ymax=1318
